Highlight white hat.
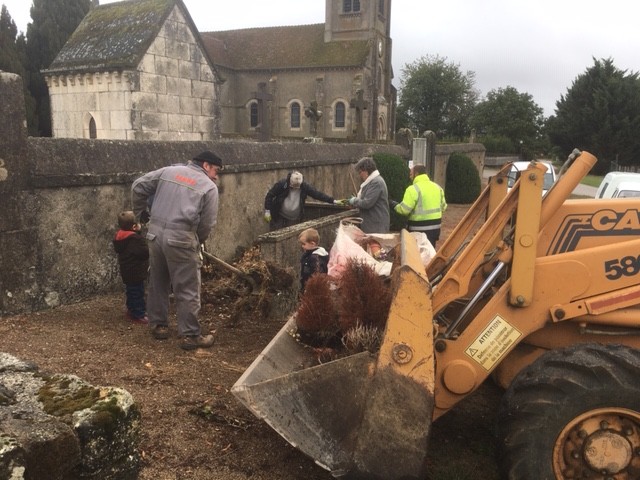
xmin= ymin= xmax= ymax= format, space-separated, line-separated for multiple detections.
xmin=290 ymin=171 xmax=303 ymax=188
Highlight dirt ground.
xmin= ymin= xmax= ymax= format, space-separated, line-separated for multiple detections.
xmin=0 ymin=204 xmax=501 ymax=480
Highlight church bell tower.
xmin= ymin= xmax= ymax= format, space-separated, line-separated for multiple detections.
xmin=324 ymin=0 xmax=393 ymax=140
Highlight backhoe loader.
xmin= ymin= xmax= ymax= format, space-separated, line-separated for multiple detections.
xmin=232 ymin=150 xmax=640 ymax=480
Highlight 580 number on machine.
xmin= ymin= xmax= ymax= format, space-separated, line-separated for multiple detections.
xmin=605 ymin=255 xmax=640 ymax=280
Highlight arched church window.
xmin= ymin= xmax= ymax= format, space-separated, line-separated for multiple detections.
xmin=250 ymin=102 xmax=258 ymax=128
xmin=89 ymin=116 xmax=97 ymax=139
xmin=335 ymin=102 xmax=345 ymax=128
xmin=378 ymin=0 xmax=385 ymax=16
xmin=290 ymin=102 xmax=301 ymax=128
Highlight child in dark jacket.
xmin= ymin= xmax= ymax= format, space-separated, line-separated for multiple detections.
xmin=113 ymin=210 xmax=149 ymax=323
xmin=298 ymin=228 xmax=329 ymax=294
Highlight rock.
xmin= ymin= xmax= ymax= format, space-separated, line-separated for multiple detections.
xmin=0 ymin=352 xmax=140 ymax=479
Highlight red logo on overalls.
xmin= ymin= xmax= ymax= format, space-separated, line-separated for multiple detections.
xmin=175 ymin=174 xmax=196 ymax=186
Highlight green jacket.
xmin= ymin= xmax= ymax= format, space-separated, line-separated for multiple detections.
xmin=394 ymin=174 xmax=447 ymax=230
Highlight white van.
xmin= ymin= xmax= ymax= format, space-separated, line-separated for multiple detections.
xmin=609 ymin=180 xmax=640 ymax=198
xmin=595 ymin=172 xmax=640 ymax=198
xmin=507 ymin=161 xmax=557 ymax=195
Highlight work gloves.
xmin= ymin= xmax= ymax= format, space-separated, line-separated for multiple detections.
xmin=389 ymin=200 xmax=399 ymax=209
xmin=334 ymin=199 xmax=350 ymax=206
xmin=264 ymin=210 xmax=272 ymax=223
xmin=140 ymin=210 xmax=150 ymax=224
xmin=348 ymin=196 xmax=356 ymax=206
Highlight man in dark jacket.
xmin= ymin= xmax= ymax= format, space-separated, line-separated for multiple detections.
xmin=264 ymin=171 xmax=339 ymax=230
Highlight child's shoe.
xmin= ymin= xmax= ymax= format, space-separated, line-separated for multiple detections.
xmin=126 ymin=311 xmax=149 ymax=324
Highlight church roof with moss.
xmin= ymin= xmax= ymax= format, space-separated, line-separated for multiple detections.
xmin=45 ymin=0 xmax=183 ymax=74
xmin=45 ymin=0 xmax=370 ymax=76
xmin=200 ymin=24 xmax=370 ymax=71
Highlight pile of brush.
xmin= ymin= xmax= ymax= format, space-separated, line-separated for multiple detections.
xmin=293 ymin=258 xmax=392 ymax=363
xmin=201 ymin=246 xmax=296 ymax=325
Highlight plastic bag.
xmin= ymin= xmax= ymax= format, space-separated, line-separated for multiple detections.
xmin=327 ymin=218 xmax=436 ymax=278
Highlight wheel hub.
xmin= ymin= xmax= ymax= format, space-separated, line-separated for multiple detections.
xmin=554 ymin=409 xmax=640 ymax=479
xmin=583 ymin=430 xmax=632 ymax=473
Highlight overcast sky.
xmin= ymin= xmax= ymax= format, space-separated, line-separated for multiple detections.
xmin=3 ymin=0 xmax=638 ymax=117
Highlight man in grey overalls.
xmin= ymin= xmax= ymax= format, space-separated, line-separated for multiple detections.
xmin=131 ymin=151 xmax=223 ymax=350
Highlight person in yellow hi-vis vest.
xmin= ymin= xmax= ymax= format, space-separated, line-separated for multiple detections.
xmin=390 ymin=164 xmax=447 ymax=248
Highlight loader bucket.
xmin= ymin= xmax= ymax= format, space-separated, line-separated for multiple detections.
xmin=232 ymin=230 xmax=435 ymax=480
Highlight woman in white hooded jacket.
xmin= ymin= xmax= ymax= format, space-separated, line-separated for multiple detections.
xmin=348 ymin=157 xmax=390 ymax=233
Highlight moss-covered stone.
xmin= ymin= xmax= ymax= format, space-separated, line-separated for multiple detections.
xmin=38 ymin=375 xmax=101 ymax=417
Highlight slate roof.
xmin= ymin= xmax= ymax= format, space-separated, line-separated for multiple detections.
xmin=44 ymin=0 xmax=181 ymax=75
xmin=200 ymin=24 xmax=370 ymax=71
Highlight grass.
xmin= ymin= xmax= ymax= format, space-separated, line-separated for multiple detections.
xmin=580 ymin=174 xmax=603 ymax=187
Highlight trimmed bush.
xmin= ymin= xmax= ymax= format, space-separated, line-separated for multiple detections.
xmin=373 ymin=152 xmax=410 ymax=231
xmin=445 ymin=152 xmax=481 ymax=204
xmin=478 ymin=135 xmax=515 ymax=154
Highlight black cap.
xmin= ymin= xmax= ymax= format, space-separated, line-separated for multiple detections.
xmin=193 ymin=151 xmax=223 ymax=169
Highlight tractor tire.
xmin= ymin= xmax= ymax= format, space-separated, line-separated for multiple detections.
xmin=496 ymin=343 xmax=640 ymax=480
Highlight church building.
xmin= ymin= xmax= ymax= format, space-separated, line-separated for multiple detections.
xmin=44 ymin=0 xmax=395 ymax=142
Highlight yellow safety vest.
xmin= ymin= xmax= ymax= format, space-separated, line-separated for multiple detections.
xmin=395 ymin=174 xmax=447 ymax=223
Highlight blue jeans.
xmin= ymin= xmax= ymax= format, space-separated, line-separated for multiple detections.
xmin=125 ymin=282 xmax=146 ymax=319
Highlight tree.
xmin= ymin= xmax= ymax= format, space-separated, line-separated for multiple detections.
xmin=25 ymin=0 xmax=91 ymax=136
xmin=396 ymin=55 xmax=478 ymax=140
xmin=0 ymin=6 xmax=38 ymax=133
xmin=470 ymin=86 xmax=547 ymax=159
xmin=0 ymin=6 xmax=23 ymax=74
xmin=547 ymin=57 xmax=640 ymax=174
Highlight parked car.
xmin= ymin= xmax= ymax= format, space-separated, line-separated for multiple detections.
xmin=507 ymin=160 xmax=557 ymax=195
xmin=595 ymin=172 xmax=640 ymax=198
xmin=607 ymin=180 xmax=640 ymax=198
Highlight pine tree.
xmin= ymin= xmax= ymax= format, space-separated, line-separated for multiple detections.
xmin=0 ymin=6 xmax=38 ymax=133
xmin=25 ymin=0 xmax=91 ymax=136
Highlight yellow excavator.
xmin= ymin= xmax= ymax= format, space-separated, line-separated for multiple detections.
xmin=232 ymin=150 xmax=640 ymax=480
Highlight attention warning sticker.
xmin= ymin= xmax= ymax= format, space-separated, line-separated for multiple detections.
xmin=465 ymin=315 xmax=522 ymax=371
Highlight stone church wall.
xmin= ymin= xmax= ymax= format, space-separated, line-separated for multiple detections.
xmin=215 ymin=68 xmax=371 ymax=141
xmin=47 ymin=70 xmax=135 ymax=139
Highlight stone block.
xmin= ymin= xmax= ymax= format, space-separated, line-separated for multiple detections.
xmin=139 ymin=53 xmax=156 ymax=74
xmin=140 ymin=73 xmax=167 ymax=95
xmin=141 ymin=112 xmax=168 ymax=131
xmin=192 ymin=80 xmax=214 ymax=99
xmin=131 ymin=130 xmax=159 ymax=140
xmin=166 ymin=76 xmax=191 ymax=97
xmin=179 ymin=59 xmax=199 ymax=80
xmin=98 ymin=91 xmax=126 ymax=110
xmin=157 ymin=94 xmax=180 ymax=113
xmin=167 ymin=113 xmax=193 ymax=132
xmin=202 ymin=98 xmax=216 ymax=116
xmin=195 ymin=116 xmax=214 ymax=134
xmin=155 ymin=56 xmax=179 ymax=77
xmin=166 ymin=39 xmax=190 ymax=61
xmin=133 ymin=92 xmax=158 ymax=111
xmin=174 ymin=20 xmax=194 ymax=45
xmin=0 ymin=353 xmax=141 ymax=479
xmin=76 ymin=93 xmax=97 ymax=111
xmin=179 ymin=96 xmax=201 ymax=116
xmin=200 ymin=64 xmax=215 ymax=83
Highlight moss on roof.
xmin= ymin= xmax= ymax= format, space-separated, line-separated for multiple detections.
xmin=45 ymin=0 xmax=176 ymax=74
xmin=200 ymin=24 xmax=370 ymax=71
